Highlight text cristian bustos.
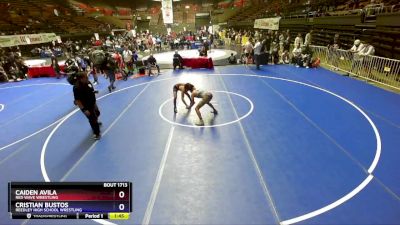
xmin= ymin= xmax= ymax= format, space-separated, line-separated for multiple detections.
xmin=15 ymin=202 xmax=69 ymax=208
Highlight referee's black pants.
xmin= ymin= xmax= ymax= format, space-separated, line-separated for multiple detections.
xmin=255 ymin=54 xmax=261 ymax=69
xmin=85 ymin=104 xmax=101 ymax=136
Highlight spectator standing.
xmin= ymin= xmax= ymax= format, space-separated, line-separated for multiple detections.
xmin=122 ymin=46 xmax=133 ymax=74
xmin=51 ymin=55 xmax=61 ymax=79
xmin=270 ymin=41 xmax=279 ymax=64
xmin=105 ymin=37 xmax=112 ymax=49
xmin=359 ymin=41 xmax=375 ymax=75
xmin=105 ymin=53 xmax=117 ymax=92
xmin=350 ymin=39 xmax=365 ymax=53
xmin=262 ymin=34 xmax=272 ymax=64
xmin=243 ymin=38 xmax=254 ymax=65
xmin=304 ymin=30 xmax=313 ymax=46
xmin=284 ymin=30 xmax=291 ymax=51
xmin=294 ymin=33 xmax=303 ymax=47
xmin=253 ymin=39 xmax=263 ymax=70
xmin=349 ymin=39 xmax=366 ymax=75
xmin=156 ymin=36 xmax=162 ymax=52
xmin=279 ymin=32 xmax=285 ymax=56
xmin=328 ymin=33 xmax=341 ymax=70
xmin=359 ymin=41 xmax=375 ymax=56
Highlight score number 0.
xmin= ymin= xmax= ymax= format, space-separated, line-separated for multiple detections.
xmin=119 ymin=191 xmax=125 ymax=211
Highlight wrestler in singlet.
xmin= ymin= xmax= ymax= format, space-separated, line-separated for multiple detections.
xmin=173 ymin=83 xmax=191 ymax=113
xmin=185 ymin=83 xmax=218 ymax=125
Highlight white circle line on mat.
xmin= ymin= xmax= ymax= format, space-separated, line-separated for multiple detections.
xmin=158 ymin=90 xmax=254 ymax=128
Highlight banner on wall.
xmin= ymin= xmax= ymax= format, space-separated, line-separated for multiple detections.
xmin=161 ymin=0 xmax=173 ymax=24
xmin=254 ymin=17 xmax=281 ymax=30
xmin=0 ymin=33 xmax=57 ymax=48
xmin=56 ymin=36 xmax=62 ymax=44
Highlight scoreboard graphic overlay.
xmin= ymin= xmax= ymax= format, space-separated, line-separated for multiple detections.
xmin=8 ymin=182 xmax=132 ymax=220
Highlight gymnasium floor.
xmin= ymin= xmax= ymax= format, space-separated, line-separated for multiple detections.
xmin=0 ymin=64 xmax=399 ymax=225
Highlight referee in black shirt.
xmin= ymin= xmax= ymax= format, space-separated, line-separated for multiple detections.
xmin=73 ymin=72 xmax=102 ymax=140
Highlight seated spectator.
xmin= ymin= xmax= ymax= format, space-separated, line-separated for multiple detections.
xmin=0 ymin=63 xmax=8 ymax=82
xmin=30 ymin=47 xmax=41 ymax=57
xmin=301 ymin=44 xmax=313 ymax=68
xmin=292 ymin=43 xmax=302 ymax=67
xmin=240 ymin=53 xmax=247 ymax=64
xmin=173 ymin=51 xmax=183 ymax=70
xmin=203 ymin=40 xmax=210 ymax=53
xmin=45 ymin=47 xmax=53 ymax=56
xmin=132 ymin=50 xmax=139 ymax=62
xmin=174 ymin=38 xmax=180 ymax=49
xmin=156 ymin=37 xmax=162 ymax=52
xmin=105 ymin=37 xmax=113 ymax=48
xmin=146 ymin=54 xmax=160 ymax=76
xmin=114 ymin=51 xmax=123 ymax=71
xmin=281 ymin=50 xmax=290 ymax=64
xmin=122 ymin=46 xmax=133 ymax=67
xmin=8 ymin=65 xmax=25 ymax=82
xmin=228 ymin=53 xmax=237 ymax=64
xmin=199 ymin=47 xmax=207 ymax=57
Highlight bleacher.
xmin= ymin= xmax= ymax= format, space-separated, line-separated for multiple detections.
xmin=149 ymin=13 xmax=160 ymax=26
xmin=278 ymin=10 xmax=400 ymax=59
xmin=225 ymin=0 xmax=400 ymax=59
xmin=71 ymin=16 xmax=105 ymax=32
xmin=0 ymin=0 xmax=116 ymax=35
xmin=0 ymin=20 xmax=14 ymax=34
xmin=174 ymin=11 xmax=184 ymax=24
xmin=186 ymin=11 xmax=196 ymax=24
